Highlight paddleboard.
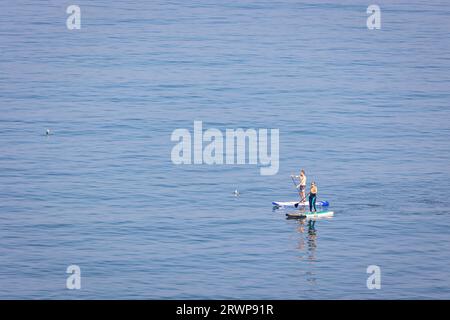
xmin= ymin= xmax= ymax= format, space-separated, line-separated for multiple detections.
xmin=272 ymin=200 xmax=329 ymax=208
xmin=286 ymin=211 xmax=334 ymax=219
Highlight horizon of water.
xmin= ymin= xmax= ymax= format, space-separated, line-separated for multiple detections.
xmin=1 ymin=0 xmax=450 ymax=299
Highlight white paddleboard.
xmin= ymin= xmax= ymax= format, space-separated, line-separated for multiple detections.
xmin=272 ymin=200 xmax=329 ymax=208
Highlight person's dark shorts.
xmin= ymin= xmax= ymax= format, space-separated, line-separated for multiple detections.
xmin=299 ymin=185 xmax=306 ymax=191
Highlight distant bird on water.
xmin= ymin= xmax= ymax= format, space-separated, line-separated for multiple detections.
xmin=233 ymin=189 xmax=240 ymax=197
xmin=45 ymin=129 xmax=50 ymax=136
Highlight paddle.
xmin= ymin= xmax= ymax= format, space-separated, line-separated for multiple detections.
xmin=291 ymin=175 xmax=304 ymax=208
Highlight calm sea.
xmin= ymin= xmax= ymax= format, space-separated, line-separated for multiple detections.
xmin=1 ymin=0 xmax=449 ymax=299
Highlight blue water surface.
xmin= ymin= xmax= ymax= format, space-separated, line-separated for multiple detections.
xmin=0 ymin=0 xmax=449 ymax=299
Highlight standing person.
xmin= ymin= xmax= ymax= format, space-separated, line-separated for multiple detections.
xmin=291 ymin=169 xmax=307 ymax=202
xmin=308 ymin=182 xmax=318 ymax=212
xmin=299 ymin=170 xmax=307 ymax=202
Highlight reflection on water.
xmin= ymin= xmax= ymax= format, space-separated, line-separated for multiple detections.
xmin=296 ymin=219 xmax=318 ymax=286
